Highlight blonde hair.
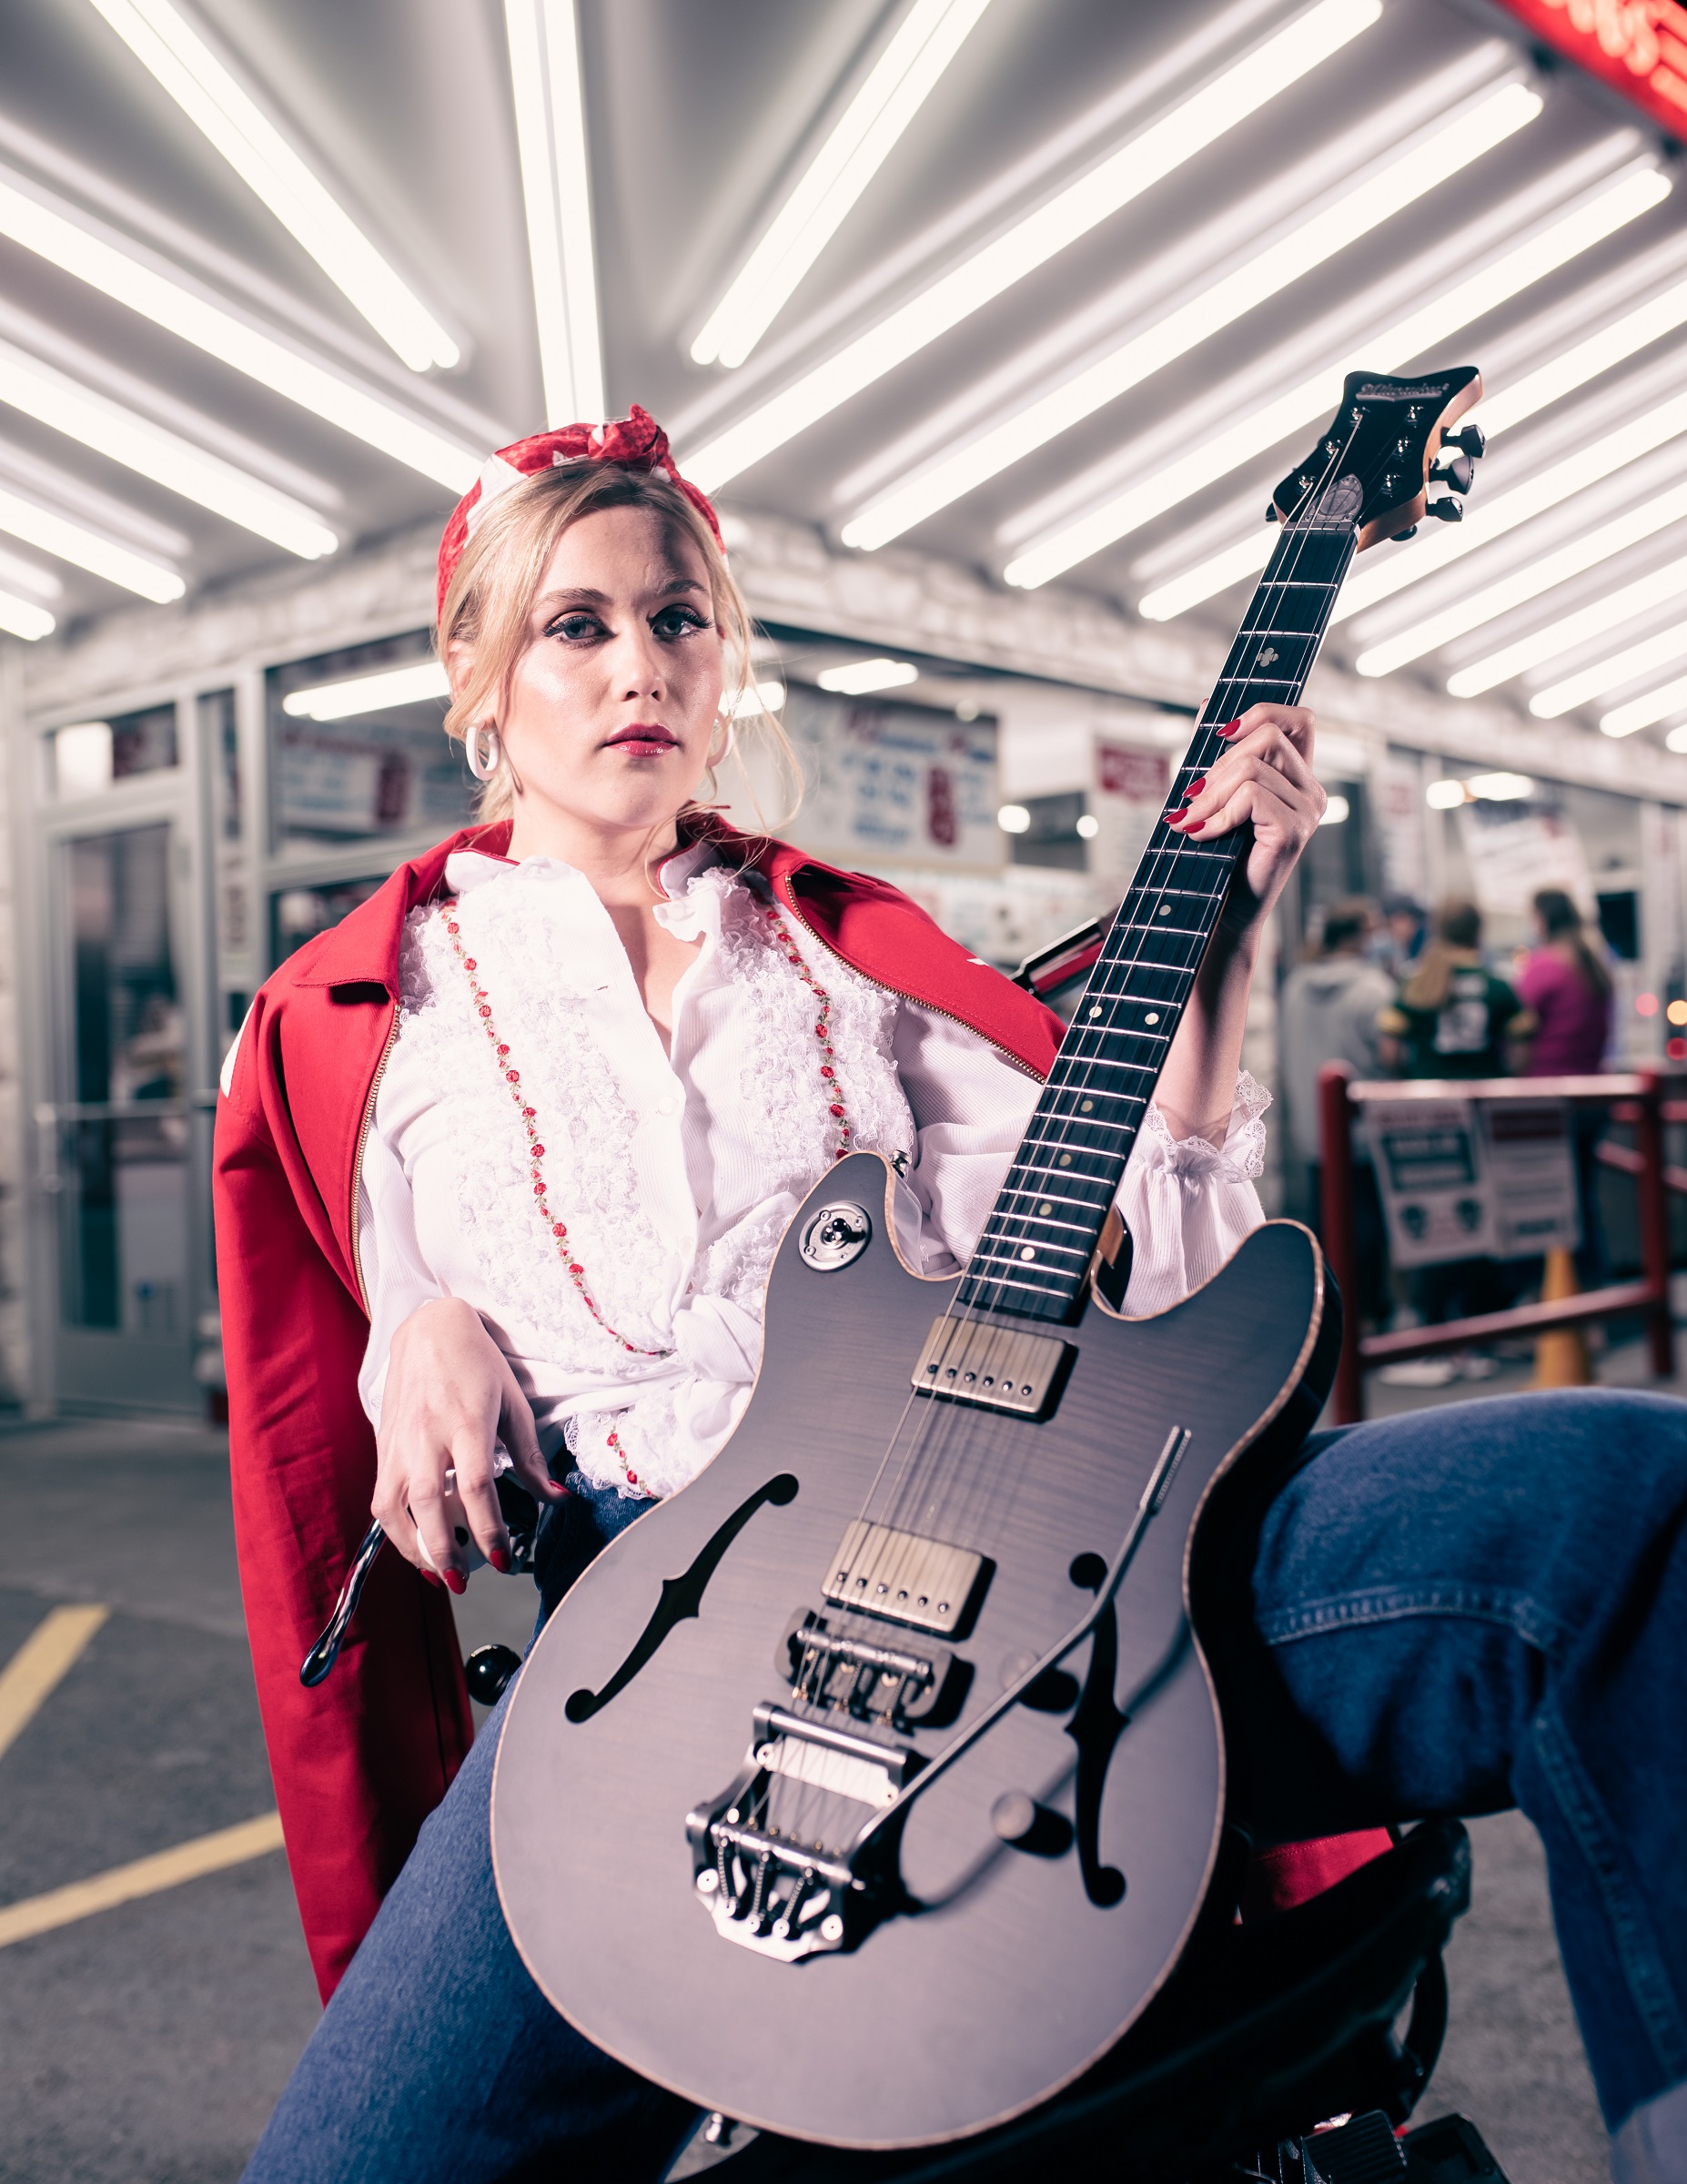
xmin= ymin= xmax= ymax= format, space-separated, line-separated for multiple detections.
xmin=434 ymin=461 xmax=798 ymax=826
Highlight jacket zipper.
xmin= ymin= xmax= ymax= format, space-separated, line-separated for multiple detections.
xmin=349 ymin=1002 xmax=401 ymax=1316
xmin=774 ymin=876 xmax=1046 ymax=1086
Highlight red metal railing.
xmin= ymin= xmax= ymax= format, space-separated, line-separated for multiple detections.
xmin=1318 ymin=1066 xmax=1676 ymax=1423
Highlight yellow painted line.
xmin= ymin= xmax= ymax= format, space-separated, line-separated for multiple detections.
xmin=0 ymin=1812 xmax=286 ymax=1948
xmin=0 ymin=1604 xmax=109 ymax=1764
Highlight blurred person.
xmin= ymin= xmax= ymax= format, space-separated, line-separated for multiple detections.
xmin=1518 ymin=887 xmax=1614 ymax=1288
xmin=1379 ymin=891 xmax=1427 ymax=980
xmin=1518 ymin=887 xmax=1612 ymax=1075
xmin=1378 ymin=899 xmax=1531 ymax=1080
xmin=217 ymin=412 xmax=1687 ymax=2184
xmin=1278 ymin=896 xmax=1393 ymax=1327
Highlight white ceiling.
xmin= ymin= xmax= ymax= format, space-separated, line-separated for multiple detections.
xmin=3 ymin=0 xmax=1687 ymax=753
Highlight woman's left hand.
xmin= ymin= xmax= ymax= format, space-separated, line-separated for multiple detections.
xmin=1167 ymin=703 xmax=1324 ymax=933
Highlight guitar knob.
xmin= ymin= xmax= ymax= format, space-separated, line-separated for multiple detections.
xmin=1427 ymin=495 xmax=1464 ymax=523
xmin=1431 ymin=451 xmax=1474 ymax=494
xmin=1443 ymin=422 xmax=1486 ymax=460
xmin=1391 ymin=524 xmax=1419 ymax=542
xmin=464 ymin=1643 xmax=522 ymax=1704
xmin=993 ymin=1791 xmax=1038 ymax=1843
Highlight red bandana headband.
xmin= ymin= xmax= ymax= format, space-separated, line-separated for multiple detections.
xmin=434 ymin=404 xmax=723 ymax=620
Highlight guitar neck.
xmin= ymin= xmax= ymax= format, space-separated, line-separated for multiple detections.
xmin=959 ymin=511 xmax=1359 ymax=1325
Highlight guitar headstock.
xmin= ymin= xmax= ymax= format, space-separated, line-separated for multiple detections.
xmin=1271 ymin=366 xmax=1484 ymax=551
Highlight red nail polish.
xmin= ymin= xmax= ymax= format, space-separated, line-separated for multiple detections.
xmin=443 ymin=1568 xmax=467 ymax=1595
xmin=1217 ymin=718 xmax=1242 ymax=736
xmin=1166 ymin=808 xmax=1188 ymax=826
xmin=1185 ymin=817 xmax=1206 ymax=834
xmin=420 ymin=1569 xmax=445 ymax=1591
xmin=490 ymin=1547 xmax=511 ymax=1574
xmin=1187 ymin=776 xmax=1207 ymax=797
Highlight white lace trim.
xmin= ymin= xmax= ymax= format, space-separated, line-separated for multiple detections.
xmin=1135 ymin=1071 xmax=1270 ymax=1189
xmin=394 ymin=857 xmax=918 ymax=1500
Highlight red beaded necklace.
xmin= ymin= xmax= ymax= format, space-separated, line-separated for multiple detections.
xmin=439 ymin=882 xmax=854 ymax=1491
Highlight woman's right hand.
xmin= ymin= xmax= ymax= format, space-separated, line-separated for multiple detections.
xmin=372 ymin=1297 xmax=565 ymax=1591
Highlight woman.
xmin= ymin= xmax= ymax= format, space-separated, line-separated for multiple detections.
xmin=1518 ymin=886 xmax=1614 ymax=1289
xmin=1519 ymin=886 xmax=1612 ymax=1076
xmin=223 ymin=414 xmax=1687 ymax=2183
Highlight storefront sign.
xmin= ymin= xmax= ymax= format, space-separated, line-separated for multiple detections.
xmin=1491 ymin=0 xmax=1687 ymax=136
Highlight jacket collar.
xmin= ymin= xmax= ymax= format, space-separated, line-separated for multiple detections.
xmin=293 ymin=813 xmax=813 ymax=995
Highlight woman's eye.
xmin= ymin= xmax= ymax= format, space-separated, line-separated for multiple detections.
xmin=549 ymin=612 xmax=603 ymax=642
xmin=652 ymin=605 xmax=706 ymax=639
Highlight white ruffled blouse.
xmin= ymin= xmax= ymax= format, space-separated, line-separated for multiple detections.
xmin=356 ymin=844 xmax=1269 ymax=1499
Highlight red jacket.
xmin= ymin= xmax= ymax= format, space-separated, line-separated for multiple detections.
xmin=217 ymin=816 xmax=1389 ymax=2003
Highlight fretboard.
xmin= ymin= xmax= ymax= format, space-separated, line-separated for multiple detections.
xmin=958 ymin=505 xmax=1359 ymax=1324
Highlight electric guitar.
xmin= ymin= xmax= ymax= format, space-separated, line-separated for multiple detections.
xmin=491 ymin=368 xmax=1485 ymax=2149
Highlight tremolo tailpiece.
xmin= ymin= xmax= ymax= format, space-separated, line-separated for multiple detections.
xmin=687 ymin=1423 xmax=1194 ymax=1965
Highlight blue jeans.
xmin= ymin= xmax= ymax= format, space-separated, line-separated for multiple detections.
xmin=245 ymin=1393 xmax=1687 ymax=2178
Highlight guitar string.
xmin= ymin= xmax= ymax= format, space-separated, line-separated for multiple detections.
xmin=865 ymin=416 xmax=1362 ymax=1565
xmin=781 ymin=402 xmax=1381 ymax=1868
xmin=884 ymin=407 xmax=1368 ymax=1546
xmin=961 ymin=405 xmax=1361 ymax=1323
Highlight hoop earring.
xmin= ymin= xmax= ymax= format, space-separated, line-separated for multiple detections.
xmin=466 ymin=723 xmax=502 ymax=781
xmin=710 ymin=715 xmax=737 ymax=769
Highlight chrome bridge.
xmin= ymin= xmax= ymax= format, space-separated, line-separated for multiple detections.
xmin=686 ymin=1704 xmax=921 ymax=1962
xmin=911 ymin=1316 xmax=1073 ymax=1419
xmin=780 ymin=1609 xmax=959 ymax=1729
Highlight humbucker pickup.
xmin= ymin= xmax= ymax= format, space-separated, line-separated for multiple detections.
xmin=911 ymin=1316 xmax=1072 ymax=1419
xmin=823 ymin=1519 xmax=991 ymax=1638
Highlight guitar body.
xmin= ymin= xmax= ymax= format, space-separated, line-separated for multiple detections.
xmin=493 ymin=1152 xmax=1335 ymax=2148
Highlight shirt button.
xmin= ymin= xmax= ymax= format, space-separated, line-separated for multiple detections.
xmin=657 ymin=1095 xmax=680 ymax=1116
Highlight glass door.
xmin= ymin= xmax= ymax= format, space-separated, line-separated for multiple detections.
xmin=43 ymin=818 xmax=206 ymax=1410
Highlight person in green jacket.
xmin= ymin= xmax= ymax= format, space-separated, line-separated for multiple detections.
xmin=1378 ymin=898 xmax=1532 ymax=1078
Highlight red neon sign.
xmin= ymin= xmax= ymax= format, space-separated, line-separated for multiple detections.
xmin=1493 ymin=0 xmax=1687 ymax=136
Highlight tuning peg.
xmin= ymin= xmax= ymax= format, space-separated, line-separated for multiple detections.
xmin=1442 ymin=422 xmax=1485 ymax=460
xmin=1391 ymin=524 xmax=1419 ymax=542
xmin=1430 ymin=451 xmax=1475 ymax=495
xmin=1427 ymin=494 xmax=1464 ymax=523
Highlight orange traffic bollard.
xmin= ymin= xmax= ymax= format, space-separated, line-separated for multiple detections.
xmin=1533 ymin=1248 xmax=1591 ymax=1388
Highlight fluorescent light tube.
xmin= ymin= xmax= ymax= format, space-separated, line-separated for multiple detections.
xmin=0 ymin=544 xmax=61 ymax=601
xmin=1337 ymin=382 xmax=1687 ymax=632
xmin=693 ymin=0 xmax=995 ymax=368
xmin=1426 ymin=778 xmax=1467 ymax=808
xmin=1601 ymin=672 xmax=1687 ymax=738
xmin=1478 ymin=273 xmax=1687 ymax=439
xmin=682 ymin=0 xmax=1383 ymax=492
xmin=1355 ymin=472 xmax=1687 ymax=676
xmin=1139 ymin=531 xmax=1274 ymax=621
xmin=1531 ymin=618 xmax=1687 ymax=719
xmin=0 ymin=587 xmax=54 ymax=640
xmin=0 ymin=483 xmax=183 ymax=600
xmin=85 ymin=0 xmax=459 ymax=372
xmin=844 ymin=78 xmax=1542 ymax=551
xmin=1004 ymin=161 xmax=1663 ymax=590
xmin=0 ymin=338 xmax=336 ymax=556
xmin=0 ymin=172 xmax=478 ymax=490
xmin=1467 ymin=771 xmax=1533 ymax=799
xmin=1450 ymin=553 xmax=1687 ymax=699
xmin=506 ymin=0 xmax=603 ymax=425
xmin=283 ymin=661 xmax=450 ymax=721
xmin=815 ymin=657 xmax=918 ymax=694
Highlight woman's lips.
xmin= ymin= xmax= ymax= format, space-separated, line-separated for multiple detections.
xmin=604 ymin=723 xmax=678 ymax=752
